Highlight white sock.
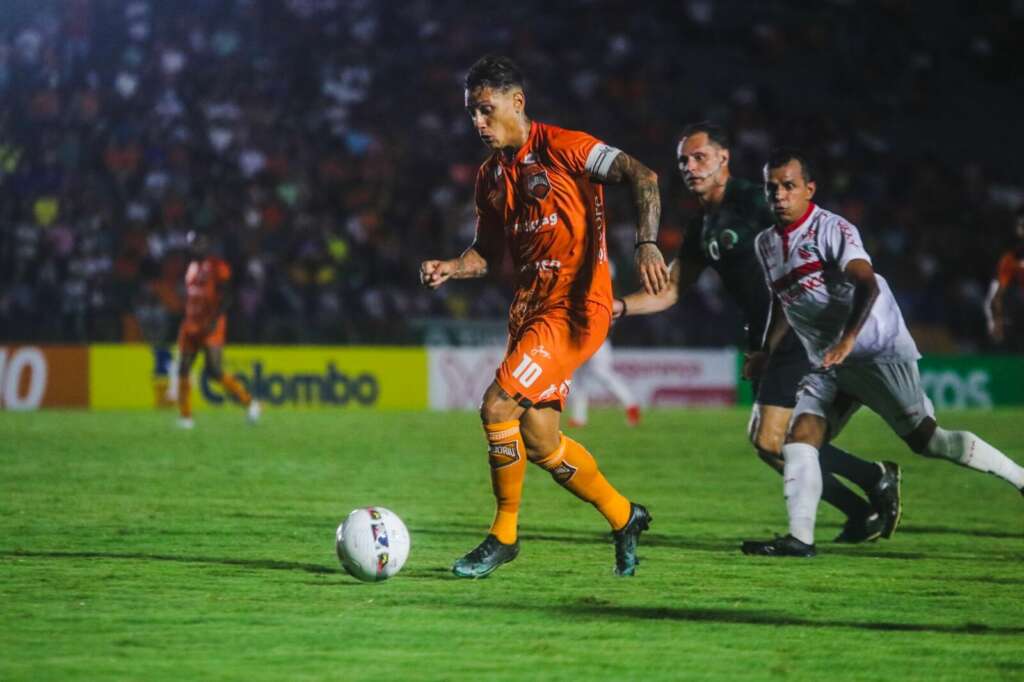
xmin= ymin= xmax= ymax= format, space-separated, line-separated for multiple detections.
xmin=782 ymin=443 xmax=823 ymax=545
xmin=926 ymin=427 xmax=1024 ymax=489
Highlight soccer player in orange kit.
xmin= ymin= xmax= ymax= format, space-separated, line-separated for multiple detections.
xmin=986 ymin=208 xmax=1024 ymax=351
xmin=420 ymin=55 xmax=670 ymax=577
xmin=176 ymin=231 xmax=260 ymax=429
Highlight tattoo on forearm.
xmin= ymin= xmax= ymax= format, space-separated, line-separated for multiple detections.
xmin=607 ymin=154 xmax=661 ymax=241
xmin=634 ymin=172 xmax=661 ymax=242
xmin=453 ymin=249 xmax=488 ymax=279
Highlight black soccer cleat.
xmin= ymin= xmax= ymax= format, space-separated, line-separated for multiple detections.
xmin=451 ymin=534 xmax=520 ymax=579
xmin=741 ymin=534 xmax=817 ymax=558
xmin=869 ymin=461 xmax=902 ymax=539
xmin=612 ymin=503 xmax=652 ymax=576
xmin=833 ymin=512 xmax=884 ymax=544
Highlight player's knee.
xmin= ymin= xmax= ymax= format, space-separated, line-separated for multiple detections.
xmin=751 ymin=429 xmax=783 ymax=456
xmin=479 ymin=400 xmax=504 ymax=424
xmin=479 ymin=391 xmax=517 ymax=424
xmin=785 ymin=414 xmax=825 ymax=447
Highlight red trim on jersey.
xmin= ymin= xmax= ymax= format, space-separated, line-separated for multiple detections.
xmin=775 ymin=203 xmax=816 ymax=236
xmin=772 ymin=260 xmax=824 ymax=293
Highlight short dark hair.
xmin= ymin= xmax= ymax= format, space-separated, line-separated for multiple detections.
xmin=680 ymin=121 xmax=731 ymax=150
xmin=465 ymin=55 xmax=525 ymax=93
xmin=765 ymin=147 xmax=815 ymax=183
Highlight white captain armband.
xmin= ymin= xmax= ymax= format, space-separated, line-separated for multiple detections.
xmin=584 ymin=143 xmax=622 ymax=180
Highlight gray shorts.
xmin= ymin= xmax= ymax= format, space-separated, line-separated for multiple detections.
xmin=793 ymin=361 xmax=934 ymax=437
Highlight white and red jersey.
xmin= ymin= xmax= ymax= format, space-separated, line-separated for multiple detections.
xmin=754 ymin=203 xmax=919 ymax=367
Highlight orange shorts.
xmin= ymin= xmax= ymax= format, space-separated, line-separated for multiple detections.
xmin=178 ymin=315 xmax=226 ymax=355
xmin=495 ymin=301 xmax=610 ymax=410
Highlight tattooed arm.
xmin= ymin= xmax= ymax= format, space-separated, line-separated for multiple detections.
xmin=602 ymin=152 xmax=669 ymax=295
xmin=419 ymin=247 xmax=490 ymax=289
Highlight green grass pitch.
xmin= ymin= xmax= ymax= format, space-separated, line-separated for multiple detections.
xmin=2 ymin=408 xmax=1023 ymax=681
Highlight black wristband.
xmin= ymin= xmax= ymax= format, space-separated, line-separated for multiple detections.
xmin=616 ymin=297 xmax=627 ymax=318
xmin=634 ymin=240 xmax=658 ymax=249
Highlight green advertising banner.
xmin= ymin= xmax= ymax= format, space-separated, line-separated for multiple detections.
xmin=736 ymin=354 xmax=1024 ymax=408
xmin=918 ymin=355 xmax=1024 ymax=409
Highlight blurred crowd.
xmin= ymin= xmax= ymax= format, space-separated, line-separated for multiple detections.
xmin=1 ymin=0 xmax=1022 ymax=350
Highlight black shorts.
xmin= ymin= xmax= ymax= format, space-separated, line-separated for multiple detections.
xmin=752 ymin=333 xmax=810 ymax=408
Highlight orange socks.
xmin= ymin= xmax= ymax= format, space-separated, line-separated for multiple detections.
xmin=178 ymin=377 xmax=192 ymax=418
xmin=533 ymin=435 xmax=632 ymax=530
xmin=220 ymin=374 xmax=252 ymax=406
xmin=485 ymin=420 xmax=527 ymax=544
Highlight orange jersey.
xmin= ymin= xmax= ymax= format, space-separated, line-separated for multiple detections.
xmin=996 ymin=246 xmax=1024 ymax=290
xmin=473 ymin=121 xmax=615 ymax=340
xmin=184 ymin=257 xmax=231 ymax=327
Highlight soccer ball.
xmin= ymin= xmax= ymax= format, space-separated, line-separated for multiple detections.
xmin=335 ymin=507 xmax=411 ymax=582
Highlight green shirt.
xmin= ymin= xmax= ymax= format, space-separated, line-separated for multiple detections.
xmin=678 ymin=177 xmax=793 ymax=351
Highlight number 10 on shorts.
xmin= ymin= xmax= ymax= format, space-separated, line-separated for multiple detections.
xmin=512 ymin=354 xmax=543 ymax=388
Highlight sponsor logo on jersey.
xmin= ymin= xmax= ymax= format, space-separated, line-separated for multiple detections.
xmin=531 ymin=345 xmax=552 ymax=359
xmin=772 ymin=261 xmax=826 ymax=302
xmin=508 ymin=212 xmax=559 ymax=235
xmin=720 ymin=229 xmax=739 ymax=251
xmin=797 ymin=243 xmax=821 ymax=261
xmin=536 ymin=379 xmax=570 ymax=403
xmin=521 ymin=259 xmax=562 ymax=272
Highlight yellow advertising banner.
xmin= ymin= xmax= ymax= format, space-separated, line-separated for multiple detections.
xmin=89 ymin=345 xmax=427 ymax=410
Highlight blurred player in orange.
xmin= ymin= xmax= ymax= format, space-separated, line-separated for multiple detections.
xmin=176 ymin=231 xmax=260 ymax=429
xmin=420 ymin=55 xmax=669 ymax=577
xmin=986 ymin=208 xmax=1024 ymax=351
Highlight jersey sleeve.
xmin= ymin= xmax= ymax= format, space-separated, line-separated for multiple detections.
xmin=996 ymin=252 xmax=1016 ymax=287
xmin=548 ymin=129 xmax=621 ymax=180
xmin=820 ymin=217 xmax=871 ymax=270
xmin=471 ymin=166 xmax=505 ymax=263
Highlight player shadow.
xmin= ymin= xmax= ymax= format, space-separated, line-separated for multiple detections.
xmin=412 ymin=523 xmax=739 ymax=553
xmin=825 ymin=545 xmax=1024 ymax=562
xmin=890 ymin=524 xmax=1024 ymax=540
xmin=3 ymin=549 xmax=337 ymax=575
xmin=557 ymin=603 xmax=1024 ymax=636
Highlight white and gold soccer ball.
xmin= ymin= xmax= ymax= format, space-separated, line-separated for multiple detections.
xmin=335 ymin=507 xmax=411 ymax=582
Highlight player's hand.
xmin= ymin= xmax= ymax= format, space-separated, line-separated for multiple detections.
xmin=743 ymin=351 xmax=768 ymax=380
xmin=419 ymin=260 xmax=455 ymax=289
xmin=822 ymin=336 xmax=856 ymax=368
xmin=635 ymin=243 xmax=669 ymax=296
xmin=612 ymin=298 xmax=625 ymax=319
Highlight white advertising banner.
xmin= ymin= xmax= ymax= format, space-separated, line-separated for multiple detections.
xmin=428 ymin=347 xmax=738 ymax=410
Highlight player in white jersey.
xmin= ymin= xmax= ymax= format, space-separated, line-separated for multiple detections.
xmin=568 ymin=262 xmax=641 ymax=428
xmin=566 ymin=338 xmax=641 ymax=428
xmin=742 ymin=149 xmax=1024 ymax=558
